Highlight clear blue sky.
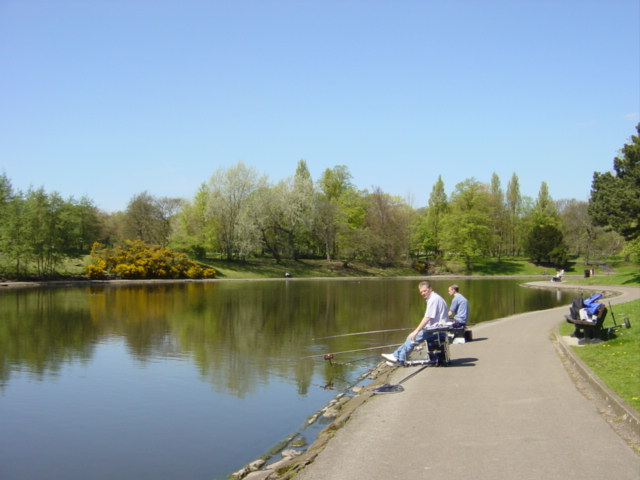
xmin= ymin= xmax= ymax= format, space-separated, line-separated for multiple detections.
xmin=1 ymin=0 xmax=638 ymax=213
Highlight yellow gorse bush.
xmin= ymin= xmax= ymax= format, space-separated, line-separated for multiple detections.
xmin=85 ymin=240 xmax=216 ymax=280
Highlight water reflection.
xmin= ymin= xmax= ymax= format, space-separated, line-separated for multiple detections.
xmin=1 ymin=279 xmax=580 ymax=393
xmin=0 ymin=279 xmax=580 ymax=480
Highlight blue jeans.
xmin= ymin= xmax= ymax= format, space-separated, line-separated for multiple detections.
xmin=393 ymin=329 xmax=436 ymax=364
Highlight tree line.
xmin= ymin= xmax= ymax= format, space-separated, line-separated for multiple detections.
xmin=1 ymin=124 xmax=638 ymax=278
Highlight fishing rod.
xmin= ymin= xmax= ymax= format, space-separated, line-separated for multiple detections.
xmin=312 ymin=327 xmax=413 ymax=341
xmin=607 ymin=301 xmax=632 ymax=330
xmin=303 ymin=343 xmax=402 ymax=359
xmin=321 ymin=352 xmax=384 ymax=367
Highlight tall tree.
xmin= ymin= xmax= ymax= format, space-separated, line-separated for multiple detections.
xmin=206 ymin=162 xmax=264 ymax=260
xmin=523 ymin=182 xmax=566 ymax=265
xmin=335 ymin=188 xmax=368 ymax=267
xmin=424 ymin=176 xmax=448 ymax=256
xmin=249 ymin=184 xmax=286 ymax=262
xmin=505 ymin=173 xmax=523 ymax=256
xmin=524 ymin=223 xmax=565 ymax=265
xmin=283 ymin=160 xmax=315 ymax=260
xmin=533 ymin=181 xmax=558 ymax=219
xmin=589 ymin=123 xmax=640 ymax=241
xmin=123 ymin=192 xmax=180 ymax=246
xmin=0 ymin=177 xmax=29 ymax=275
xmin=170 ymin=184 xmax=215 ymax=258
xmin=58 ymin=196 xmax=102 ymax=256
xmin=318 ymin=165 xmax=353 ymax=201
xmin=441 ymin=179 xmax=492 ymax=272
xmin=22 ymin=189 xmax=68 ymax=276
xmin=488 ymin=173 xmax=507 ymax=259
xmin=363 ymin=187 xmax=411 ymax=266
xmin=315 ymin=165 xmax=355 ymax=261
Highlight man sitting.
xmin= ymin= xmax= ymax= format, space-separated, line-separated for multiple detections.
xmin=382 ymin=281 xmax=449 ymax=366
xmin=447 ymin=284 xmax=469 ymax=327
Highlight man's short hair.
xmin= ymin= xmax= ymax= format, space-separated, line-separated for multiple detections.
xmin=449 ymin=284 xmax=459 ymax=292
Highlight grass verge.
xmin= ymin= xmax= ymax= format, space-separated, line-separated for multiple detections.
xmin=559 ymin=299 xmax=640 ymax=413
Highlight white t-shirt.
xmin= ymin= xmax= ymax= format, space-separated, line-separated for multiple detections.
xmin=424 ymin=291 xmax=449 ymax=327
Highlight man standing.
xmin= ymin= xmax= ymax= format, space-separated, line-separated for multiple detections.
xmin=448 ymin=284 xmax=469 ymax=327
xmin=382 ymin=281 xmax=449 ymax=365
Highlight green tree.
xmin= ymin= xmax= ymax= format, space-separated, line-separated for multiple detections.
xmin=523 ymin=182 xmax=566 ymax=265
xmin=441 ymin=179 xmax=492 ymax=273
xmin=524 ymin=223 xmax=566 ymax=265
xmin=589 ymin=123 xmax=640 ymax=241
xmin=123 ymin=192 xmax=181 ymax=246
xmin=424 ymin=176 xmax=448 ymax=257
xmin=488 ymin=173 xmax=507 ymax=259
xmin=558 ymin=199 xmax=624 ymax=264
xmin=335 ymin=189 xmax=368 ymax=267
xmin=245 ymin=184 xmax=286 ymax=262
xmin=363 ymin=187 xmax=412 ymax=266
xmin=206 ymin=162 xmax=264 ymax=260
xmin=315 ymin=165 xmax=355 ymax=261
xmin=317 ymin=165 xmax=353 ymax=201
xmin=170 ymin=184 xmax=215 ymax=258
xmin=60 ymin=196 xmax=103 ymax=256
xmin=505 ymin=173 xmax=523 ymax=255
xmin=282 ymin=160 xmax=315 ymax=260
xmin=0 ymin=177 xmax=29 ymax=276
xmin=22 ymin=189 xmax=68 ymax=276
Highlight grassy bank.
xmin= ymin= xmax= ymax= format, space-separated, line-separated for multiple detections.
xmin=205 ymin=256 xmax=626 ymax=280
xmin=556 ymin=259 xmax=639 ymax=414
xmin=20 ymin=254 xmax=640 ymax=283
xmin=558 ymin=297 xmax=640 ymax=413
xmin=207 ymin=258 xmax=420 ymax=279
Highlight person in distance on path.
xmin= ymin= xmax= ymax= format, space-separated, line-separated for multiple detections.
xmin=382 ymin=281 xmax=449 ymax=366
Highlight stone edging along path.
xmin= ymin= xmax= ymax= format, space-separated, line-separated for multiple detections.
xmin=553 ymin=330 xmax=640 ymax=451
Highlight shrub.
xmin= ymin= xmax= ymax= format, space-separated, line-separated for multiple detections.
xmin=85 ymin=240 xmax=216 ymax=280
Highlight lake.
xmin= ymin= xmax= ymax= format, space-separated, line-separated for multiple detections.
xmin=0 ymin=278 xmax=578 ymax=480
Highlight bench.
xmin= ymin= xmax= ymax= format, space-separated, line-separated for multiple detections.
xmin=565 ymin=305 xmax=608 ymax=341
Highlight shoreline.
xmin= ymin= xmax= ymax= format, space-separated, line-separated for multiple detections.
xmin=0 ymin=273 xmax=574 ymax=290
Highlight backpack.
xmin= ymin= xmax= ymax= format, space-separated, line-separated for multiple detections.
xmin=569 ymin=297 xmax=584 ymax=320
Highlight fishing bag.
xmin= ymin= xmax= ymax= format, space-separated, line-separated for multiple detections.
xmin=569 ymin=297 xmax=584 ymax=320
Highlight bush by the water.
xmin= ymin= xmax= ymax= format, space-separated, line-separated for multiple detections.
xmin=86 ymin=240 xmax=216 ymax=280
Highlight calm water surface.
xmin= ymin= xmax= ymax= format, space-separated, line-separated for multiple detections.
xmin=0 ymin=278 xmax=578 ymax=480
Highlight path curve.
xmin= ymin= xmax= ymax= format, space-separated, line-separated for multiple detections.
xmin=293 ymin=283 xmax=640 ymax=480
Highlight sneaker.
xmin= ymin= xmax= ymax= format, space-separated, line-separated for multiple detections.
xmin=386 ymin=361 xmax=398 ymax=367
xmin=381 ymin=353 xmax=398 ymax=363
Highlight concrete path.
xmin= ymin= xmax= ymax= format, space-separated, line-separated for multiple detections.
xmin=296 ymin=283 xmax=640 ymax=480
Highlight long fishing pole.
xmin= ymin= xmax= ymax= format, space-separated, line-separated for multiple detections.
xmin=312 ymin=327 xmax=412 ymax=341
xmin=303 ymin=343 xmax=401 ymax=359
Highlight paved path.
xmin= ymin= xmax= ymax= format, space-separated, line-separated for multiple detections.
xmin=296 ymin=283 xmax=640 ymax=480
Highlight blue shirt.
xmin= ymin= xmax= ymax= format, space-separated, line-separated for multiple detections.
xmin=450 ymin=293 xmax=469 ymax=324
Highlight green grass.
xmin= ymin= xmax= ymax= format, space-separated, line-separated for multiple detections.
xmin=564 ymin=261 xmax=640 ymax=286
xmin=206 ymin=258 xmax=421 ymax=279
xmin=467 ymin=257 xmax=557 ymax=276
xmin=559 ymin=299 xmax=640 ymax=413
